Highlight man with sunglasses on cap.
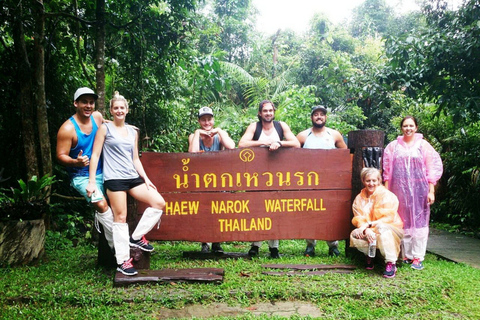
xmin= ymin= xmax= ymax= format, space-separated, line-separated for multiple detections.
xmin=296 ymin=105 xmax=347 ymax=257
xmin=188 ymin=106 xmax=235 ymax=253
xmin=56 ymin=87 xmax=114 ymax=251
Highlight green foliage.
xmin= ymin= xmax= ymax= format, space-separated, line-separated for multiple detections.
xmin=350 ymin=0 xmax=394 ymax=38
xmin=385 ymin=0 xmax=480 ymax=123
xmin=1 ymin=174 xmax=56 ymax=221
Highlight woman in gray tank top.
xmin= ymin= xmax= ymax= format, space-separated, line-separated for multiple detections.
xmin=87 ymin=92 xmax=165 ymax=276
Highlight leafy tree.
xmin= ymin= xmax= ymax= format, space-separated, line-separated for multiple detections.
xmin=350 ymin=0 xmax=394 ymax=38
xmin=385 ymin=0 xmax=480 ymax=123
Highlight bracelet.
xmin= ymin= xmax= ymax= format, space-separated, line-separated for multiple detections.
xmin=277 ymin=141 xmax=282 ymax=147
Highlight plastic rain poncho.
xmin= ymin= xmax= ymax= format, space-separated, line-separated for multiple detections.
xmin=383 ymin=133 xmax=443 ymax=239
xmin=350 ymin=185 xmax=404 ymax=262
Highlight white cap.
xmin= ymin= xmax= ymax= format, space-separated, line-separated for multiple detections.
xmin=198 ymin=106 xmax=214 ymax=118
xmin=74 ymin=87 xmax=98 ymax=101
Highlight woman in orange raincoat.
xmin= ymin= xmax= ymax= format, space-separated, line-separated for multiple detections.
xmin=350 ymin=168 xmax=404 ymax=278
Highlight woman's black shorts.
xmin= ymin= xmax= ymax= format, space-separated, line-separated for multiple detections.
xmin=104 ymin=177 xmax=144 ymax=192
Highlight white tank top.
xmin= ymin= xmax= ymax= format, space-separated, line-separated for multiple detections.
xmin=303 ymin=128 xmax=336 ymax=149
xmin=258 ymin=127 xmax=281 ymax=146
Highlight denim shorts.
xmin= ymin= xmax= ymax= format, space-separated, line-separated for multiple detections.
xmin=104 ymin=177 xmax=144 ymax=192
xmin=71 ymin=173 xmax=105 ymax=203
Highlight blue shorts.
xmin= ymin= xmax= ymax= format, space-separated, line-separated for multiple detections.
xmin=71 ymin=174 xmax=105 ymax=203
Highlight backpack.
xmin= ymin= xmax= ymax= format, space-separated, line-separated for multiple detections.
xmin=252 ymin=121 xmax=284 ymax=141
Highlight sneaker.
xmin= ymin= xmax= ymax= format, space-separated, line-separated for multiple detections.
xmin=117 ymin=258 xmax=138 ymax=276
xmin=403 ymin=258 xmax=413 ymax=264
xmin=365 ymin=256 xmax=374 ymax=270
xmin=129 ymin=235 xmax=154 ymax=252
xmin=248 ymin=245 xmax=259 ymax=257
xmin=411 ymin=258 xmax=424 ymax=270
xmin=328 ymin=246 xmax=340 ymax=257
xmin=201 ymin=243 xmax=210 ymax=253
xmin=211 ymin=242 xmax=224 ymax=253
xmin=383 ymin=262 xmax=397 ymax=278
xmin=304 ymin=245 xmax=315 ymax=257
xmin=269 ymin=247 xmax=280 ymax=259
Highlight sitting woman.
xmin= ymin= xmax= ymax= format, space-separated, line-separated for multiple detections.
xmin=350 ymin=168 xmax=404 ymax=278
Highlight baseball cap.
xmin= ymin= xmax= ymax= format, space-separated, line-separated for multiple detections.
xmin=311 ymin=105 xmax=327 ymax=116
xmin=198 ymin=106 xmax=214 ymax=118
xmin=74 ymin=87 xmax=98 ymax=101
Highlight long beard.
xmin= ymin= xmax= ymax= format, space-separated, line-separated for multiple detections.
xmin=312 ymin=121 xmax=325 ymax=128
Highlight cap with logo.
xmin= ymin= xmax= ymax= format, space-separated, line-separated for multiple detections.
xmin=74 ymin=87 xmax=98 ymax=101
xmin=198 ymin=106 xmax=214 ymax=118
xmin=310 ymin=105 xmax=327 ymax=116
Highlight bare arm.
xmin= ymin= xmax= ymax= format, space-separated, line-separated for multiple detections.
xmin=427 ymin=182 xmax=435 ymax=204
xmin=296 ymin=129 xmax=309 ymax=148
xmin=214 ymin=128 xmax=235 ymax=149
xmin=332 ymin=130 xmax=347 ymax=149
xmin=279 ymin=122 xmax=300 ymax=148
xmin=188 ymin=131 xmax=201 ymax=152
xmin=86 ymin=124 xmax=107 ymax=196
xmin=56 ymin=121 xmax=89 ymax=167
xmin=238 ymin=123 xmax=265 ymax=148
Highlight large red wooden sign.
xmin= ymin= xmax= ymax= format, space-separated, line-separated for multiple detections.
xmin=139 ymin=147 xmax=352 ymax=242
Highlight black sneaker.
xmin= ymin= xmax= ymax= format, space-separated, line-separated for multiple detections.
xmin=117 ymin=258 xmax=138 ymax=276
xmin=328 ymin=246 xmax=340 ymax=257
xmin=130 ymin=235 xmax=154 ymax=252
xmin=269 ymin=247 xmax=280 ymax=259
xmin=248 ymin=245 xmax=259 ymax=257
xmin=304 ymin=245 xmax=315 ymax=257
xmin=211 ymin=242 xmax=224 ymax=253
xmin=201 ymin=243 xmax=210 ymax=253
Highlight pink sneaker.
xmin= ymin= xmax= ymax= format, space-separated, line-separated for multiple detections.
xmin=383 ymin=262 xmax=397 ymax=278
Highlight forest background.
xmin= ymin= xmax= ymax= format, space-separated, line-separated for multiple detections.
xmin=0 ymin=0 xmax=479 ymax=241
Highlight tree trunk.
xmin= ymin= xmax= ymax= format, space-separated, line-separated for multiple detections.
xmin=95 ymin=0 xmax=106 ymax=115
xmin=33 ymin=0 xmax=52 ymax=180
xmin=12 ymin=0 xmax=39 ymax=179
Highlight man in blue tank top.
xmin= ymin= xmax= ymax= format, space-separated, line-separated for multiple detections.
xmin=297 ymin=105 xmax=348 ymax=257
xmin=188 ymin=106 xmax=235 ymax=253
xmin=56 ymin=87 xmax=114 ymax=250
xmin=239 ymin=100 xmax=300 ymax=258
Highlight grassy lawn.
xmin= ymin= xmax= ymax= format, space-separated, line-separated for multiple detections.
xmin=1 ymin=235 xmax=480 ymax=319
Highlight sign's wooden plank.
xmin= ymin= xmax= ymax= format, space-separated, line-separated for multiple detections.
xmin=114 ymin=270 xmax=224 ymax=287
xmin=140 ymin=148 xmax=351 ymax=193
xmin=144 ymin=189 xmax=351 ymax=242
xmin=137 ymin=147 xmax=353 ymax=242
xmin=114 ymin=268 xmax=225 ymax=287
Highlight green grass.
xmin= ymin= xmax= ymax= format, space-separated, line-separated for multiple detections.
xmin=1 ymin=237 xmax=480 ymax=319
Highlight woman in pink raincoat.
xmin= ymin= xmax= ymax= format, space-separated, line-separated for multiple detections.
xmin=383 ymin=116 xmax=443 ymax=270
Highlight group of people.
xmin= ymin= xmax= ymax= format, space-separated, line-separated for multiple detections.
xmin=350 ymin=116 xmax=443 ymax=278
xmin=57 ymin=88 xmax=165 ymax=276
xmin=57 ymin=87 xmax=443 ymax=278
